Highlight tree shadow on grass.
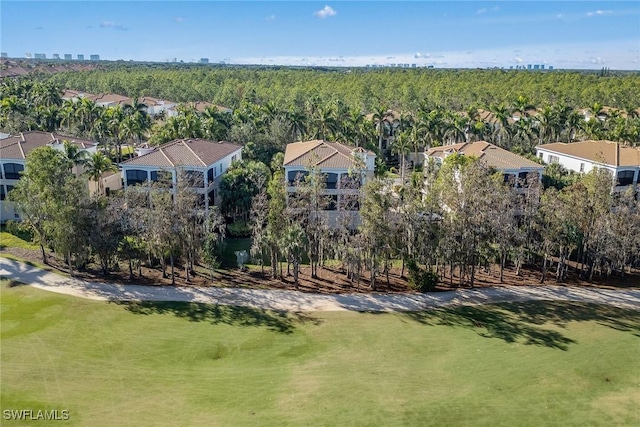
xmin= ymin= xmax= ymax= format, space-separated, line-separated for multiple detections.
xmin=404 ymin=301 xmax=640 ymax=350
xmin=112 ymin=300 xmax=321 ymax=334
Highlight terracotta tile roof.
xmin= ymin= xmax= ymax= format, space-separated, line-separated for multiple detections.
xmin=536 ymin=140 xmax=640 ymax=167
xmin=62 ymin=89 xmax=96 ymax=99
xmin=426 ymin=141 xmax=542 ymax=170
xmin=0 ymin=131 xmax=97 ymax=160
xmin=88 ymin=93 xmax=133 ymax=106
xmin=0 ymin=66 xmax=30 ymax=78
xmin=121 ymin=139 xmax=241 ymax=168
xmin=284 ymin=140 xmax=375 ymax=169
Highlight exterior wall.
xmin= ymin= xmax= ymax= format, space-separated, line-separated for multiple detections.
xmin=535 ymin=147 xmax=639 ymax=191
xmin=283 ymin=165 xmax=368 ymax=228
xmin=120 ymin=147 xmax=242 ymax=211
xmin=535 ymin=148 xmax=614 ymax=174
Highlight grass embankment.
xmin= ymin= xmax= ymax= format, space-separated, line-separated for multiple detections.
xmin=0 ymin=231 xmax=40 ymax=251
xmin=1 ymin=280 xmax=638 ymax=426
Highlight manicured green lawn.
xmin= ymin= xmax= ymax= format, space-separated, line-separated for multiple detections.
xmin=1 ymin=280 xmax=639 ymax=426
xmin=0 ymin=231 xmax=39 ymax=251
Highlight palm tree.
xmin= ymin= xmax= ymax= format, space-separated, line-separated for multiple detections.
xmin=371 ymin=105 xmax=390 ymax=154
xmin=391 ymin=131 xmax=412 ymax=183
xmin=61 ymin=140 xmax=89 ymax=173
xmin=314 ymin=104 xmax=338 ymax=141
xmin=489 ymin=103 xmax=512 ymax=148
xmin=286 ymin=108 xmax=308 ymax=141
xmin=75 ymin=98 xmax=99 ymax=135
xmin=84 ymin=152 xmax=118 ymax=196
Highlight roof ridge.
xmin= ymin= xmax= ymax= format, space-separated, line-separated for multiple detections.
xmin=180 ymin=139 xmax=207 ymax=167
xmin=286 ymin=140 xmax=324 ymax=165
xmin=158 ymin=145 xmax=175 ymax=167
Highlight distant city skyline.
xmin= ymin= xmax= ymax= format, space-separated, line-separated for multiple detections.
xmin=2 ymin=1 xmax=639 ymax=70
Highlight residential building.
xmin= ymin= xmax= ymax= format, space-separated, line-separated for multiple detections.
xmin=0 ymin=131 xmax=98 ymax=222
xmin=166 ymin=101 xmax=232 ymax=117
xmin=90 ymin=54 xmax=100 ymax=61
xmin=536 ymin=140 xmax=640 ymax=191
xmin=77 ymin=54 xmax=84 ymax=60
xmin=139 ymin=96 xmax=177 ymax=117
xmin=283 ymin=140 xmax=376 ymax=225
xmin=89 ymin=93 xmax=133 ymax=108
xmin=120 ymin=139 xmax=242 ymax=211
xmin=425 ymin=141 xmax=544 ymax=190
xmin=61 ymin=89 xmax=96 ymax=102
xmin=64 ymin=54 xmax=72 ymax=60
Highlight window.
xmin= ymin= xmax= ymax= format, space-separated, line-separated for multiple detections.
xmin=579 ymin=163 xmax=585 ymax=173
xmin=616 ymin=170 xmax=635 ymax=186
xmin=287 ymin=170 xmax=308 ymax=186
xmin=0 ymin=186 xmax=5 ymax=201
xmin=326 ymin=195 xmax=338 ymax=211
xmin=207 ymin=167 xmax=214 ymax=182
xmin=125 ymin=169 xmax=148 ymax=186
xmin=150 ymin=170 xmax=172 ymax=183
xmin=340 ymin=194 xmax=360 ymax=211
xmin=231 ymin=155 xmax=238 ymax=163
xmin=538 ymin=152 xmax=543 ymax=159
xmin=340 ymin=174 xmax=361 ymax=189
xmin=548 ymin=155 xmax=559 ymax=164
xmin=503 ymin=174 xmax=516 ymax=185
xmin=3 ymin=163 xmax=24 ymax=180
xmin=208 ymin=189 xmax=215 ymax=206
xmin=325 ymin=173 xmax=338 ymax=190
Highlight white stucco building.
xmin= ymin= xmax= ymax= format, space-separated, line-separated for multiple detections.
xmin=0 ymin=131 xmax=98 ymax=223
xmin=120 ymin=138 xmax=242 ymax=211
xmin=536 ymin=140 xmax=640 ymax=191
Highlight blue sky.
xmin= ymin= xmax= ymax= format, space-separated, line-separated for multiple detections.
xmin=2 ymin=1 xmax=639 ymax=69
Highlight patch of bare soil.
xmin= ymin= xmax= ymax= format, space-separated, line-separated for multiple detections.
xmin=2 ymin=247 xmax=638 ymax=294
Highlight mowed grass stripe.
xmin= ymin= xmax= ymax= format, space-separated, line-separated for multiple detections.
xmin=1 ymin=280 xmax=639 ymax=426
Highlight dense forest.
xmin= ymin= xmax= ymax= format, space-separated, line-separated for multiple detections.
xmin=43 ymin=65 xmax=640 ymax=112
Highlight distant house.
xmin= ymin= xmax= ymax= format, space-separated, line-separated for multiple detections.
xmin=61 ymin=89 xmax=96 ymax=102
xmin=536 ymin=140 xmax=640 ymax=191
xmin=88 ymin=93 xmax=133 ymax=108
xmin=283 ymin=140 xmax=376 ymax=225
xmin=425 ymin=141 xmax=543 ymax=191
xmin=120 ymin=138 xmax=242 ymax=210
xmin=166 ymin=101 xmax=232 ymax=118
xmin=0 ymin=131 xmax=98 ymax=222
xmin=138 ymin=96 xmax=176 ymax=117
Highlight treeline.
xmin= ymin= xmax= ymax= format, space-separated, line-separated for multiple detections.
xmin=9 ymin=146 xmax=638 ymax=289
xmin=255 ymin=157 xmax=640 ymax=290
xmin=2 ymin=79 xmax=639 ymax=174
xmin=43 ymin=66 xmax=640 ymax=112
xmin=7 ymin=146 xmax=227 ymax=283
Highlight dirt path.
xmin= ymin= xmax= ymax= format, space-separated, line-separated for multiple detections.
xmin=2 ymin=258 xmax=640 ymax=312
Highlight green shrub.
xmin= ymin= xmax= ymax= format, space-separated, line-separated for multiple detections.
xmin=407 ymin=259 xmax=438 ymax=292
xmin=227 ymin=221 xmax=251 ymax=238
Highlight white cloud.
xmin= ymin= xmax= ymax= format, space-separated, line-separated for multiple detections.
xmin=476 ymin=8 xmax=487 ymax=15
xmin=100 ymin=21 xmax=129 ymax=31
xmin=314 ymin=5 xmax=337 ymax=19
xmin=513 ymin=57 xmax=523 ymax=63
xmin=266 ymin=14 xmax=276 ymax=21
xmin=586 ymin=10 xmax=612 ymax=17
